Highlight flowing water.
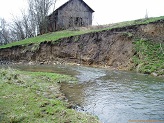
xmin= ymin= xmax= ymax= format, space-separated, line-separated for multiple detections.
xmin=10 ymin=64 xmax=164 ymax=123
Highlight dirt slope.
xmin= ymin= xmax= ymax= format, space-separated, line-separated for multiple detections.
xmin=0 ymin=20 xmax=164 ymax=70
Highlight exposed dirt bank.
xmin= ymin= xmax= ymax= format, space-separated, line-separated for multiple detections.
xmin=0 ymin=20 xmax=164 ymax=71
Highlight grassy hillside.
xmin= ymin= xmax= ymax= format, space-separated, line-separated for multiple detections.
xmin=0 ymin=16 xmax=164 ymax=49
xmin=0 ymin=30 xmax=90 ymax=49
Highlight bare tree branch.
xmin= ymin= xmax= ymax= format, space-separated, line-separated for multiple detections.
xmin=28 ymin=0 xmax=55 ymax=35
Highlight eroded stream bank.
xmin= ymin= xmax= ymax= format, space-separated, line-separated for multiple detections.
xmin=11 ymin=64 xmax=164 ymax=123
xmin=0 ymin=20 xmax=164 ymax=75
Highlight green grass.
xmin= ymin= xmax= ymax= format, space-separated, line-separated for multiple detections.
xmin=133 ymin=39 xmax=164 ymax=75
xmin=0 ymin=30 xmax=91 ymax=49
xmin=103 ymin=16 xmax=164 ymax=30
xmin=0 ymin=16 xmax=164 ymax=49
xmin=0 ymin=68 xmax=100 ymax=123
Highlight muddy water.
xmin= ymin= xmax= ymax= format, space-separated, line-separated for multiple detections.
xmin=11 ymin=64 xmax=164 ymax=123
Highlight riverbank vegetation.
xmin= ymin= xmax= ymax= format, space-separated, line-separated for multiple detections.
xmin=0 ymin=16 xmax=164 ymax=49
xmin=133 ymin=39 xmax=164 ymax=76
xmin=0 ymin=68 xmax=100 ymax=123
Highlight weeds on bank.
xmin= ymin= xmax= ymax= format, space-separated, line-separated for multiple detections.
xmin=0 ymin=68 xmax=100 ymax=123
xmin=133 ymin=39 xmax=164 ymax=75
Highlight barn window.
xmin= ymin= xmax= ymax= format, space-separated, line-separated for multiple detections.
xmin=75 ymin=17 xmax=83 ymax=26
xmin=69 ymin=17 xmax=74 ymax=27
xmin=75 ymin=17 xmax=79 ymax=25
xmin=69 ymin=17 xmax=83 ymax=27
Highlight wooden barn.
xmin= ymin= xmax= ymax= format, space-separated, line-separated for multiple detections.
xmin=43 ymin=0 xmax=94 ymax=33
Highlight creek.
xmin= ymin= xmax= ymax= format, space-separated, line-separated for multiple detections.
xmin=9 ymin=64 xmax=164 ymax=123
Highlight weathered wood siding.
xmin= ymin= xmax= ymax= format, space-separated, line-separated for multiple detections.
xmin=44 ymin=0 xmax=94 ymax=32
xmin=57 ymin=0 xmax=93 ymax=30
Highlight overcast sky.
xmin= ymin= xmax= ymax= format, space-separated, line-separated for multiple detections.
xmin=0 ymin=0 xmax=164 ymax=25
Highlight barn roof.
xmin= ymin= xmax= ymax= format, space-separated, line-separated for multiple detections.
xmin=55 ymin=0 xmax=95 ymax=12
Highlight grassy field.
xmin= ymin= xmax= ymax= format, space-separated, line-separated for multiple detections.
xmin=0 ymin=16 xmax=164 ymax=49
xmin=133 ymin=40 xmax=164 ymax=76
xmin=0 ymin=68 xmax=100 ymax=123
